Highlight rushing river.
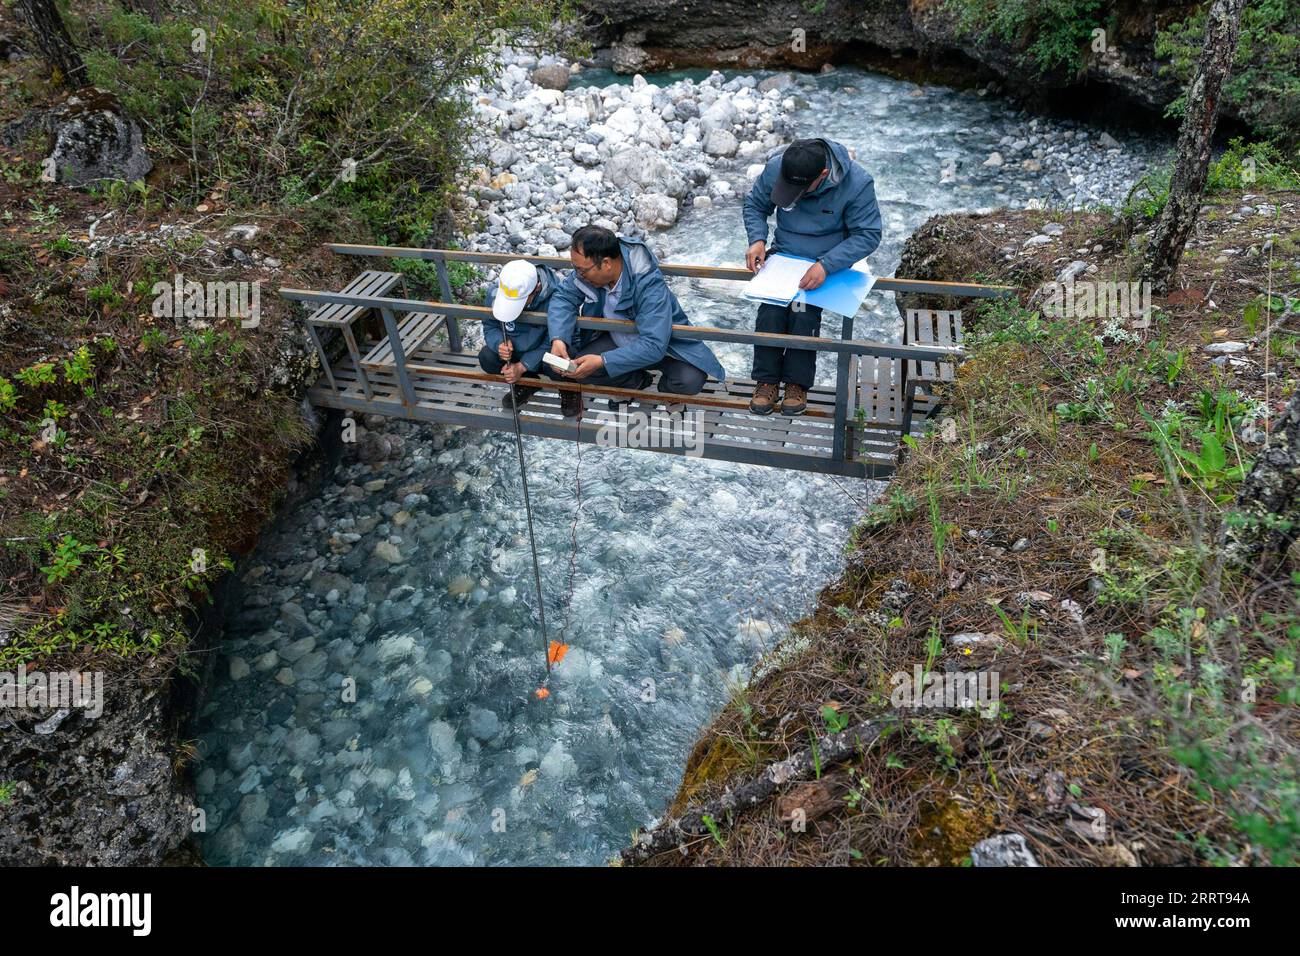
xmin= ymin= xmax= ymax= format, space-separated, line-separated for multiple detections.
xmin=193 ymin=67 xmax=1164 ymax=865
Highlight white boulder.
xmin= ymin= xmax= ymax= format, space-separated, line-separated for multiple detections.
xmin=632 ymin=192 xmax=679 ymax=230
xmin=703 ymin=128 xmax=738 ymax=158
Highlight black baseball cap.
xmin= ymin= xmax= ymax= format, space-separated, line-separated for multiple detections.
xmin=771 ymin=139 xmax=827 ymax=208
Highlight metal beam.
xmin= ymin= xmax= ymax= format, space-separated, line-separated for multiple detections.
xmin=278 ymin=288 xmax=965 ymax=363
xmin=324 ymin=242 xmax=1018 ymax=299
xmin=379 ymin=307 xmax=416 ymax=409
xmin=832 ymin=314 xmax=854 ymax=461
xmin=433 ymin=258 xmax=462 ymax=351
xmin=308 ymin=385 xmax=889 ymax=478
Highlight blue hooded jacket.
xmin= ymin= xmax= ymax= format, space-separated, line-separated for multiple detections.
xmin=546 ymin=237 xmax=726 ymax=383
xmin=483 ymin=263 xmax=558 ymax=372
xmin=743 ymin=138 xmax=882 ymax=274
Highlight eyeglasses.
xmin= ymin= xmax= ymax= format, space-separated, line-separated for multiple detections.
xmin=573 ymin=259 xmax=603 ymax=277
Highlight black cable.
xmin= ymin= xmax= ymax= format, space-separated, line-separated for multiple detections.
xmin=504 ymin=343 xmax=550 ymax=675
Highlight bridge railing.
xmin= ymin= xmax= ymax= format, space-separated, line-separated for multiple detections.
xmin=284 ymin=244 xmax=1017 ymax=461
xmin=323 ymin=243 xmax=1018 ymax=298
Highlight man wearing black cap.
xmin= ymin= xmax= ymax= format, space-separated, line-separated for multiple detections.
xmin=742 ymin=137 xmax=882 ymax=416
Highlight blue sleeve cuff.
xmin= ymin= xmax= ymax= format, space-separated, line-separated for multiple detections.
xmin=519 ymin=346 xmax=547 ymax=372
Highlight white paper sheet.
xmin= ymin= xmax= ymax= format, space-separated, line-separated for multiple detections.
xmin=742 ymin=253 xmax=815 ymax=304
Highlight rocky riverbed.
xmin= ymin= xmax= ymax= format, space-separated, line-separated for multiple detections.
xmin=460 ymin=48 xmax=1161 ymax=260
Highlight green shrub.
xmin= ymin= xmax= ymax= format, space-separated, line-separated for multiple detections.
xmin=40 ymin=535 xmax=92 ymax=584
xmin=1123 ymin=140 xmax=1300 ymax=223
xmin=69 ymin=0 xmax=582 ymax=243
xmin=15 ymin=364 xmax=56 ymax=388
xmin=945 ymin=0 xmax=1107 ymax=75
xmin=1122 ymin=165 xmax=1173 ymax=222
xmin=1207 ymin=138 xmax=1300 ymax=193
xmin=1157 ymin=0 xmax=1300 ymax=148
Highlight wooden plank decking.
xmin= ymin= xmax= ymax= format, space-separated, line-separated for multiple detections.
xmin=360 ymin=310 xmax=445 ymax=371
xmin=310 ymin=338 xmax=912 ymax=478
xmin=903 ymin=308 xmax=963 ymax=430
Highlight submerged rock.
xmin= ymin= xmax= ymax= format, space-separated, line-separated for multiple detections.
xmin=376 ymin=633 xmax=417 ymax=663
xmin=468 ymin=707 xmax=501 ymax=742
xmin=540 ymin=741 xmax=577 ymax=782
xmin=269 ymin=826 xmax=314 ymax=855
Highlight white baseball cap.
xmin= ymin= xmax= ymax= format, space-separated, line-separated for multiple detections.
xmin=492 ymin=260 xmax=539 ymax=322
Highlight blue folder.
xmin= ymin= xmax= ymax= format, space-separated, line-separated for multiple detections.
xmin=743 ymin=254 xmax=877 ymax=316
xmin=795 ymin=264 xmax=877 ymax=316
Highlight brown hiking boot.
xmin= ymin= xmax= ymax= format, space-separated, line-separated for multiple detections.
xmin=500 ymin=384 xmax=540 ymax=411
xmin=781 ymin=383 xmax=808 ymax=416
xmin=560 ymin=388 xmax=584 ymax=419
xmin=749 ymin=381 xmax=779 ymax=416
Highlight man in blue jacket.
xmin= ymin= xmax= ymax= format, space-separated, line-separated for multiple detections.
xmin=480 ymin=258 xmax=558 ymax=410
xmin=742 ymin=137 xmax=882 ymax=416
xmin=545 ymin=225 xmax=726 ymax=419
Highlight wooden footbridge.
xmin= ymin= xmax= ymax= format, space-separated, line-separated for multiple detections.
xmin=280 ymin=245 xmax=1015 ymax=478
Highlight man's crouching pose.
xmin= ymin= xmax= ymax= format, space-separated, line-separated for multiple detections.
xmin=480 ymin=258 xmax=558 ymax=410
xmin=544 ymin=226 xmax=725 ymax=418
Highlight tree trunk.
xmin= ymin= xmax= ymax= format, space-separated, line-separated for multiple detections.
xmin=121 ymin=0 xmax=162 ymax=24
xmin=1223 ymin=391 xmax=1300 ymax=577
xmin=622 ymin=717 xmax=891 ymax=863
xmin=1141 ymin=0 xmax=1247 ymax=295
xmin=15 ymin=0 xmax=87 ymax=87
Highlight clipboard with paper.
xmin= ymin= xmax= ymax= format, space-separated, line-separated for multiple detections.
xmin=742 ymin=253 xmax=817 ymax=305
xmin=743 ymin=252 xmax=878 ymax=316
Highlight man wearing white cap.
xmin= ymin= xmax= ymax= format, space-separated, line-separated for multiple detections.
xmin=480 ymin=258 xmax=559 ymax=410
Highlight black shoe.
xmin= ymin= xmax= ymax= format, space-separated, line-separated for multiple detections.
xmin=560 ymin=389 xmax=583 ymax=419
xmin=500 ymin=384 xmax=540 ymax=411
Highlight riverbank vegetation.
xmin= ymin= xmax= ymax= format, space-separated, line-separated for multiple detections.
xmin=1123 ymin=137 xmax=1300 ymax=222
xmin=946 ymin=0 xmax=1111 ymax=76
xmin=948 ymin=0 xmax=1300 ymax=148
xmin=0 ymin=196 xmax=319 ymax=667
xmin=20 ymin=0 xmax=578 ymax=240
xmin=0 ymin=0 xmax=574 ymax=671
xmin=1157 ymin=0 xmax=1300 ymax=146
xmin=634 ymin=181 xmax=1300 ymax=865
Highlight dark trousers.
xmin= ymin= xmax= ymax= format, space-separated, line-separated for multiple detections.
xmin=751 ymin=301 xmax=824 ymax=389
xmin=477 ymin=345 xmax=509 ymax=375
xmin=544 ymin=333 xmax=707 ymax=395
